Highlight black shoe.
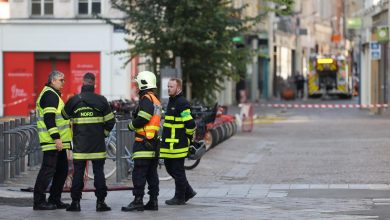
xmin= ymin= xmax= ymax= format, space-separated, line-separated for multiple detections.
xmin=96 ymin=200 xmax=111 ymax=212
xmin=165 ymin=197 xmax=185 ymax=205
xmin=121 ymin=197 xmax=144 ymax=212
xmin=66 ymin=201 xmax=81 ymax=212
xmin=185 ymin=190 xmax=197 ymax=202
xmin=144 ymin=197 xmax=158 ymax=211
xmin=50 ymin=201 xmax=70 ymax=209
xmin=33 ymin=202 xmax=57 ymax=210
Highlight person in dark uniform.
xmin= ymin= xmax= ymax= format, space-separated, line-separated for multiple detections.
xmin=160 ymin=78 xmax=197 ymax=205
xmin=33 ymin=70 xmax=72 ymax=210
xmin=122 ymin=71 xmax=162 ymax=212
xmin=62 ymin=73 xmax=115 ymax=212
xmin=294 ymin=72 xmax=305 ymax=99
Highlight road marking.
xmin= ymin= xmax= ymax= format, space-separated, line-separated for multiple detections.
xmin=189 ymin=202 xmax=271 ymax=210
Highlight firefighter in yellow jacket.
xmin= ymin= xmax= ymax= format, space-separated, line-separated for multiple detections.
xmin=160 ymin=78 xmax=197 ymax=205
xmin=33 ymin=70 xmax=72 ymax=210
xmin=122 ymin=71 xmax=162 ymax=212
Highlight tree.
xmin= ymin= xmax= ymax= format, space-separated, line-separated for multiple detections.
xmin=107 ymin=0 xmax=291 ymax=104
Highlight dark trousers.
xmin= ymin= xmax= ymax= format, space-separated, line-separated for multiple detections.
xmin=164 ymin=158 xmax=194 ymax=200
xmin=71 ymin=159 xmax=107 ymax=201
xmin=132 ymin=158 xmax=159 ymax=198
xmin=33 ymin=150 xmax=68 ymax=205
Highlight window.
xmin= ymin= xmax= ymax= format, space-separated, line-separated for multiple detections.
xmin=78 ymin=0 xmax=101 ymax=15
xmin=31 ymin=0 xmax=53 ymax=16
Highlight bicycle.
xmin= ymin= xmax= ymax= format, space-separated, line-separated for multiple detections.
xmin=85 ymin=124 xmax=172 ymax=181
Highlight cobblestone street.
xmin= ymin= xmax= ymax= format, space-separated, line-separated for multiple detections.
xmin=2 ymin=101 xmax=390 ymax=219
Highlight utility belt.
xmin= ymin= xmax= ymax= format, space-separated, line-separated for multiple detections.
xmin=135 ymin=134 xmax=161 ymax=158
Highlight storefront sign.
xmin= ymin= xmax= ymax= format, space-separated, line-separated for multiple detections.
xmin=370 ymin=41 xmax=381 ymax=60
xmin=376 ymin=27 xmax=389 ymax=42
xmin=3 ymin=52 xmax=34 ymax=115
xmin=347 ymin=18 xmax=362 ymax=29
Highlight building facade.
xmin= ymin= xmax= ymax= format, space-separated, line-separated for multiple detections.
xmin=0 ymin=0 xmax=131 ymax=116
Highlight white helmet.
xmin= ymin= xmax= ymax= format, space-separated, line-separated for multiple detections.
xmin=135 ymin=71 xmax=157 ymax=90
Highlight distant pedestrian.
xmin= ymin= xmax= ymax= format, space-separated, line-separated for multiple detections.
xmin=33 ymin=70 xmax=72 ymax=210
xmin=160 ymin=78 xmax=197 ymax=205
xmin=62 ymin=72 xmax=115 ymax=212
xmin=295 ymin=73 xmax=305 ymax=99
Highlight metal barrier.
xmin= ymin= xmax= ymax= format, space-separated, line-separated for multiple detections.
xmin=114 ymin=119 xmax=134 ymax=183
xmin=0 ymin=115 xmax=135 ymax=184
xmin=0 ymin=114 xmax=42 ymax=184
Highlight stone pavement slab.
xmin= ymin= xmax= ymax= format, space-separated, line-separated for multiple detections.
xmin=1 ymin=184 xmax=390 ymax=219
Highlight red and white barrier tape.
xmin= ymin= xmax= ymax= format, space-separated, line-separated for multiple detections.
xmin=2 ymin=98 xmax=29 ymax=107
xmin=255 ymin=103 xmax=389 ymax=109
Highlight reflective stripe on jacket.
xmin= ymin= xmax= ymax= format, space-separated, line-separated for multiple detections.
xmin=160 ymin=93 xmax=196 ymax=158
xmin=36 ymin=86 xmax=72 ymax=151
xmin=62 ymin=87 xmax=115 ymax=160
xmin=129 ymin=92 xmax=162 ymax=159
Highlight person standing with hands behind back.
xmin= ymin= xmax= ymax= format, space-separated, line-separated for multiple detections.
xmin=160 ymin=78 xmax=197 ymax=205
xmin=62 ymin=73 xmax=115 ymax=212
xmin=33 ymin=70 xmax=72 ymax=210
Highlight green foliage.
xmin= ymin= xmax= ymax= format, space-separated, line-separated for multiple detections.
xmin=266 ymin=0 xmax=295 ymax=16
xmin=107 ymin=0 xmax=262 ymax=104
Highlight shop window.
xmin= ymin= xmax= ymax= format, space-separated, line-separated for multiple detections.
xmin=31 ymin=0 xmax=53 ymax=16
xmin=78 ymin=0 xmax=101 ymax=16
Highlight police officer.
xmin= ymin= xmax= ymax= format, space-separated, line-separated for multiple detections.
xmin=33 ymin=70 xmax=72 ymax=210
xmin=61 ymin=73 xmax=115 ymax=212
xmin=122 ymin=71 xmax=162 ymax=212
xmin=161 ymin=78 xmax=197 ymax=205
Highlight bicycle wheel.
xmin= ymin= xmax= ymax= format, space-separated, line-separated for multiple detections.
xmin=157 ymin=159 xmax=172 ymax=181
xmin=204 ymin=129 xmax=217 ymax=150
xmin=184 ymin=158 xmax=201 ymax=170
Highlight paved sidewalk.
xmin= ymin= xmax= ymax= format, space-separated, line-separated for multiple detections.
xmin=0 ymin=184 xmax=389 ymax=219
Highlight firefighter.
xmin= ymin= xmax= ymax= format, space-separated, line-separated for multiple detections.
xmin=33 ymin=70 xmax=72 ymax=210
xmin=122 ymin=71 xmax=162 ymax=212
xmin=61 ymin=73 xmax=115 ymax=212
xmin=161 ymin=78 xmax=197 ymax=205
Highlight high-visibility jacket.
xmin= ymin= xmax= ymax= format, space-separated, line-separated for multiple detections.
xmin=128 ymin=91 xmax=162 ymax=159
xmin=160 ymin=93 xmax=196 ymax=159
xmin=62 ymin=85 xmax=115 ymax=160
xmin=36 ymin=86 xmax=72 ymax=151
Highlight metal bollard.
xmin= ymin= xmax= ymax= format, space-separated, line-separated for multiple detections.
xmin=115 ymin=121 xmax=123 ymax=183
xmin=14 ymin=119 xmax=21 ymax=176
xmin=9 ymin=120 xmax=15 ymax=178
xmin=4 ymin=122 xmax=10 ymax=181
xmin=20 ymin=118 xmax=26 ymax=173
xmin=0 ymin=124 xmax=4 ymax=183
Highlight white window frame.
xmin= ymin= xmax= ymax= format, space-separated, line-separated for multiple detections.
xmin=78 ymin=0 xmax=101 ymax=16
xmin=31 ymin=0 xmax=53 ymax=17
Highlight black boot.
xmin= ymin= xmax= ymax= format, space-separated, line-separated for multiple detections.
xmin=33 ymin=202 xmax=56 ymax=210
xmin=48 ymin=200 xmax=70 ymax=209
xmin=96 ymin=199 xmax=111 ymax=212
xmin=144 ymin=196 xmax=158 ymax=211
xmin=66 ymin=201 xmax=81 ymax=212
xmin=165 ymin=197 xmax=185 ymax=205
xmin=185 ymin=190 xmax=197 ymax=202
xmin=121 ymin=197 xmax=144 ymax=212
